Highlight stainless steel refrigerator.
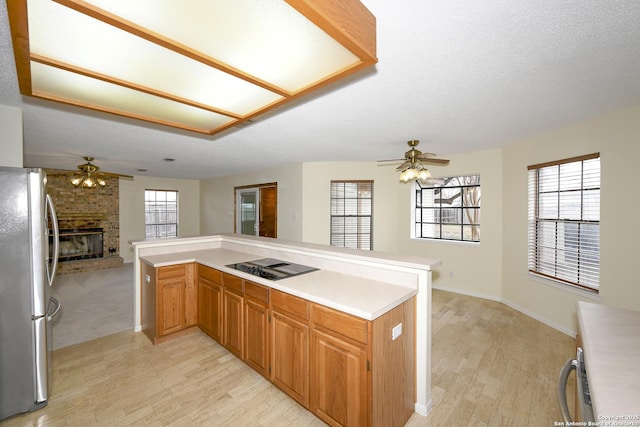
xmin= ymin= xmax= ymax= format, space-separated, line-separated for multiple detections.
xmin=0 ymin=167 xmax=60 ymax=421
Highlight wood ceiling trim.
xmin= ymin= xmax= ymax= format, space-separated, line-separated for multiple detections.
xmin=6 ymin=0 xmax=32 ymax=94
xmin=30 ymin=54 xmax=244 ymax=120
xmin=7 ymin=0 xmax=377 ymax=135
xmin=31 ymin=90 xmax=224 ymax=135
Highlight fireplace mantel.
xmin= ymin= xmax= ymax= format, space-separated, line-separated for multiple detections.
xmin=57 ymin=211 xmax=107 ymax=220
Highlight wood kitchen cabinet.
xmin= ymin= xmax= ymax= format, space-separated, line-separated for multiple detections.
xmin=223 ymin=273 xmax=244 ymax=358
xmin=141 ymin=262 xmax=197 ymax=344
xmin=142 ymin=261 xmax=415 ymax=426
xmin=243 ymin=281 xmax=270 ymax=377
xmin=270 ymin=290 xmax=310 ymax=407
xmin=310 ymin=299 xmax=416 ymax=427
xmin=198 ymin=265 xmax=223 ymax=343
xmin=310 ymin=304 xmax=369 ymax=427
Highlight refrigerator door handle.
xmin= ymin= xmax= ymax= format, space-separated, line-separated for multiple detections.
xmin=46 ymin=194 xmax=59 ymax=287
xmin=33 ymin=316 xmax=48 ymax=404
xmin=46 ymin=297 xmax=61 ymax=321
xmin=558 ymin=357 xmax=577 ymax=422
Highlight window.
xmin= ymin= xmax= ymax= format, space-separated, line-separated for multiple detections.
xmin=527 ymin=153 xmax=600 ymax=292
xmin=145 ymin=189 xmax=178 ymax=239
xmin=414 ymin=175 xmax=481 ymax=242
xmin=330 ymin=181 xmax=373 ymax=250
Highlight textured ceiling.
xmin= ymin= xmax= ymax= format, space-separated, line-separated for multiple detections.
xmin=2 ymin=0 xmax=640 ymax=179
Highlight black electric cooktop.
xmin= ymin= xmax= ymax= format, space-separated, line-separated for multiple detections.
xmin=226 ymin=258 xmax=318 ymax=281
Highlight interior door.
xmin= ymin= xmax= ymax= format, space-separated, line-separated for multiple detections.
xmin=235 ymin=184 xmax=277 ymax=237
xmin=259 ymin=186 xmax=277 ymax=238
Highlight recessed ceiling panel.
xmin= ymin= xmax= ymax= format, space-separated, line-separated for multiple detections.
xmin=7 ymin=0 xmax=376 ymax=134
xmin=28 ymin=0 xmax=284 ymax=115
xmin=82 ymin=0 xmax=361 ymax=92
xmin=31 ymin=62 xmax=235 ymax=132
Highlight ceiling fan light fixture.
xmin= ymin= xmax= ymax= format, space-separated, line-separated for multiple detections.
xmin=399 ymin=165 xmax=430 ymax=182
xmin=70 ymin=173 xmax=105 ymax=188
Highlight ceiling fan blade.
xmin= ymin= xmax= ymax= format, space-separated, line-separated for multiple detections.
xmin=98 ymin=171 xmax=134 ymax=180
xmin=395 ymin=160 xmax=412 ymax=171
xmin=376 ymin=158 xmax=405 ymax=163
xmin=418 ymin=153 xmax=437 ymax=159
xmin=419 ymin=158 xmax=450 ymax=165
xmin=46 ymin=169 xmax=78 ymax=176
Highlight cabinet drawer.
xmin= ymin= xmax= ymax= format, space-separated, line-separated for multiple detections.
xmin=158 ymin=264 xmax=185 ymax=280
xmin=312 ymin=304 xmax=369 ymax=345
xmin=245 ymin=281 xmax=269 ymax=305
xmin=272 ymin=290 xmax=309 ymax=320
xmin=223 ymin=273 xmax=244 ymax=295
xmin=199 ymin=264 xmax=222 ymax=284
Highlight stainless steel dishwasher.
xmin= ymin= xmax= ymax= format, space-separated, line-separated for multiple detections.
xmin=558 ymin=346 xmax=595 ymax=423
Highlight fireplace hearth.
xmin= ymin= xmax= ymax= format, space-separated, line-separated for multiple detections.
xmin=52 ymin=228 xmax=104 ymax=262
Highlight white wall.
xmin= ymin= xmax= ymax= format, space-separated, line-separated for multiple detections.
xmin=502 ymin=103 xmax=640 ymax=334
xmin=393 ymin=149 xmax=504 ymax=299
xmin=300 ymin=162 xmax=400 ymax=252
xmin=199 ymin=163 xmax=303 ymax=241
xmin=119 ymin=175 xmax=200 ymax=262
xmin=297 ymin=156 xmax=503 ymax=300
xmin=0 ymin=104 xmax=23 ymax=167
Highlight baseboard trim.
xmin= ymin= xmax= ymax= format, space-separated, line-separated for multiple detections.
xmin=415 ymin=399 xmax=432 ymax=416
xmin=501 ymin=298 xmax=576 ymax=337
xmin=432 ymin=285 xmax=576 ymax=338
xmin=432 ymin=284 xmax=501 ymax=302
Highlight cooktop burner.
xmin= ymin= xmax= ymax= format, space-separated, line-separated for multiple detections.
xmin=226 ymin=258 xmax=318 ymax=281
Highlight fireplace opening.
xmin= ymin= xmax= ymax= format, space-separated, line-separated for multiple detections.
xmin=51 ymin=228 xmax=104 ymax=262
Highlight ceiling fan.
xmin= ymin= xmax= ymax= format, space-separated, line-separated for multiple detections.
xmin=378 ymin=140 xmax=450 ymax=182
xmin=49 ymin=156 xmax=134 ymax=188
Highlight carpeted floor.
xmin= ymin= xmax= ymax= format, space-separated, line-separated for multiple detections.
xmin=50 ymin=262 xmax=133 ymax=350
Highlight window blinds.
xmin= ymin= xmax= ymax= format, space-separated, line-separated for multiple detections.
xmin=527 ymin=153 xmax=600 ymax=291
xmin=330 ymin=181 xmax=373 ymax=250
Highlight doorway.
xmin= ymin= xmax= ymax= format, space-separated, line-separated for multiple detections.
xmin=235 ymin=183 xmax=277 ymax=238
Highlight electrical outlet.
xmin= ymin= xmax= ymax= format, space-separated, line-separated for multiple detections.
xmin=392 ymin=323 xmax=402 ymax=340
xmin=145 ymin=274 xmax=151 ymax=283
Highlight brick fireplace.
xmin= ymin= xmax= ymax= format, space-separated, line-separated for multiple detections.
xmin=46 ymin=169 xmax=124 ymax=275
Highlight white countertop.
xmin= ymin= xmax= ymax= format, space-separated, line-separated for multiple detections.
xmin=578 ymin=301 xmax=640 ymax=420
xmin=141 ymin=248 xmax=418 ymax=320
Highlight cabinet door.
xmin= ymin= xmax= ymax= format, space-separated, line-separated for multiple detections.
xmin=223 ymin=290 xmax=244 ymax=358
xmin=271 ymin=310 xmax=309 ymax=407
xmin=198 ymin=277 xmax=223 ymax=343
xmin=310 ymin=329 xmax=369 ymax=427
xmin=157 ymin=277 xmax=185 ymax=336
xmin=244 ymin=298 xmax=269 ymax=377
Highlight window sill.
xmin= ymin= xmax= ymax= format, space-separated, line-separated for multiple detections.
xmin=529 ymin=272 xmax=601 ymax=300
xmin=410 ymin=237 xmax=480 ymax=247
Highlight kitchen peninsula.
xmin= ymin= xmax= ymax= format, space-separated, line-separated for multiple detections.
xmin=132 ymin=234 xmax=440 ymax=424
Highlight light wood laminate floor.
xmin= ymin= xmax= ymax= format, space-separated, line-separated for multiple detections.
xmin=2 ymin=290 xmax=575 ymax=426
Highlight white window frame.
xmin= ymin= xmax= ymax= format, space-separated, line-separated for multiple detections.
xmin=330 ymin=180 xmax=373 ymax=250
xmin=144 ymin=189 xmax=178 ymax=239
xmin=527 ymin=153 xmax=600 ymax=293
